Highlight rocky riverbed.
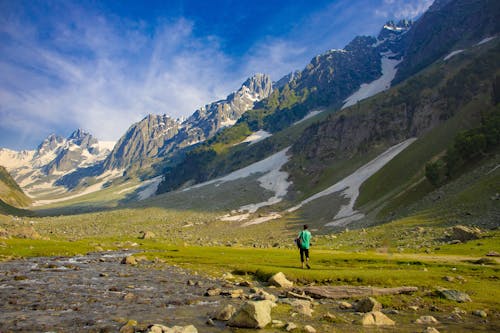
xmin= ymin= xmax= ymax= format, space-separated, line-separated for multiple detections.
xmin=0 ymin=251 xmax=497 ymax=332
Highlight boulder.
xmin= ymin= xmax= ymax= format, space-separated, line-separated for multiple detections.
xmin=251 ymin=290 xmax=277 ymax=302
xmin=423 ymin=327 xmax=440 ymax=333
xmin=140 ymin=231 xmax=155 ymax=239
xmin=213 ymin=304 xmax=236 ymax=321
xmin=204 ymin=287 xmax=221 ymax=297
xmin=450 ymin=225 xmax=481 ymax=242
xmin=360 ymin=311 xmax=395 ymax=326
xmin=164 ymin=325 xmax=198 ymax=333
xmin=285 ymin=322 xmax=298 ymax=331
xmin=228 ymin=300 xmax=275 ymax=328
xmin=304 ymin=325 xmax=316 ymax=333
xmin=291 ymin=299 xmax=313 ymax=317
xmin=121 ymin=256 xmax=137 ymax=265
xmin=355 ymin=297 xmax=382 ymax=313
xmin=339 ymin=301 xmax=353 ymax=310
xmin=268 ymin=272 xmax=293 ymax=288
xmin=436 ymin=288 xmax=472 ymax=302
xmin=415 ymin=316 xmax=439 ymax=324
xmin=472 ymin=309 xmax=487 ymax=318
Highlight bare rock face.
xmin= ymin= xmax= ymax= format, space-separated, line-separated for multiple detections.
xmin=228 ymin=300 xmax=276 ymax=328
xmin=268 ymin=272 xmax=293 ymax=288
xmin=360 ymin=311 xmax=395 ymax=326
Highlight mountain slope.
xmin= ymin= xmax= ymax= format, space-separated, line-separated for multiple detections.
xmin=0 ymin=166 xmax=31 ymax=208
xmin=103 ymin=74 xmax=273 ymax=173
xmin=157 ymin=21 xmax=412 ymax=193
xmin=394 ymin=0 xmax=500 ymax=83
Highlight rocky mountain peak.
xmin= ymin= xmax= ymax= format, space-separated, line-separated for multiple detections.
xmin=240 ymin=73 xmax=273 ymax=98
xmin=37 ymin=134 xmax=64 ymax=152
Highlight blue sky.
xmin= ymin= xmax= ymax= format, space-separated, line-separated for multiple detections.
xmin=0 ymin=0 xmax=433 ymax=150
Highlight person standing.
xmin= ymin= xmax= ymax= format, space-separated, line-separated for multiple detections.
xmin=297 ymin=224 xmax=311 ymax=269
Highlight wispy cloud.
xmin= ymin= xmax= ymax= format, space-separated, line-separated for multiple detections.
xmin=0 ymin=3 xmax=236 ymax=149
xmin=375 ymin=0 xmax=434 ymax=19
xmin=0 ymin=0 xmax=435 ymax=150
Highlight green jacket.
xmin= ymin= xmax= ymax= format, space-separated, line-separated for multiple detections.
xmin=298 ymin=230 xmax=311 ymax=249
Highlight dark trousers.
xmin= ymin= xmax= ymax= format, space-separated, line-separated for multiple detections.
xmin=300 ymin=248 xmax=309 ymax=262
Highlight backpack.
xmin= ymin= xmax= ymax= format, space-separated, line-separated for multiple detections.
xmin=295 ymin=233 xmax=303 ymax=249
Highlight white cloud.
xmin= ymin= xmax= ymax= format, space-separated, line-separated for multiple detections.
xmin=0 ymin=5 xmax=236 ymax=149
xmin=375 ymin=0 xmax=434 ymax=19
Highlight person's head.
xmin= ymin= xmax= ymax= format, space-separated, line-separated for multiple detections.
xmin=303 ymin=224 xmax=308 ymax=230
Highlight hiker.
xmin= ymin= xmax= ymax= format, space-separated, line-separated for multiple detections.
xmin=296 ymin=224 xmax=311 ymax=269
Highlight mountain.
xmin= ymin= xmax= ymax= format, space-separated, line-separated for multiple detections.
xmin=0 ymin=130 xmax=114 ymax=198
xmin=103 ymin=115 xmax=182 ymax=171
xmin=394 ymin=0 xmax=500 ymax=83
xmin=157 ymin=19 xmax=413 ymax=193
xmin=155 ymin=0 xmax=499 ymax=231
xmin=103 ymin=73 xmax=273 ymax=172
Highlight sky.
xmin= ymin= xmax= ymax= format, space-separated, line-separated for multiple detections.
xmin=0 ymin=0 xmax=434 ymax=150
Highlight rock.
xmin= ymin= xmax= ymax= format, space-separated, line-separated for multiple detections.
xmin=239 ymin=280 xmax=253 ymax=287
xmin=123 ymin=293 xmax=136 ymax=301
xmin=291 ymin=299 xmax=313 ymax=317
xmin=409 ymin=305 xmax=419 ymax=311
xmin=436 ymin=288 xmax=472 ymax=302
xmin=339 ymin=301 xmax=353 ymax=310
xmin=148 ymin=324 xmax=169 ymax=333
xmin=360 ymin=311 xmax=395 ymax=326
xmin=450 ymin=225 xmax=481 ymax=242
xmin=164 ymin=325 xmax=198 ymax=333
xmin=271 ymin=320 xmax=285 ymax=328
xmin=213 ymin=304 xmax=236 ymax=321
xmin=187 ymin=280 xmax=195 ymax=286
xmin=204 ymin=287 xmax=221 ymax=297
xmin=354 ymin=297 xmax=382 ymax=313
xmin=415 ymin=315 xmax=439 ymax=324
xmin=121 ymin=256 xmax=137 ymax=265
xmin=222 ymin=272 xmax=235 ymax=280
xmin=443 ymin=276 xmax=455 ymax=282
xmin=472 ymin=309 xmax=487 ymax=318
xmin=268 ymin=272 xmax=293 ymax=288
xmin=206 ymin=318 xmax=215 ymax=326
xmin=287 ymin=290 xmax=313 ymax=301
xmin=251 ymin=290 xmax=277 ymax=302
xmin=229 ymin=289 xmax=244 ymax=298
xmin=140 ymin=231 xmax=155 ymax=239
xmin=119 ymin=324 xmax=135 ymax=333
xmin=285 ymin=322 xmax=298 ymax=331
xmin=304 ymin=325 xmax=316 ymax=333
xmin=228 ymin=300 xmax=275 ymax=328
xmin=423 ymin=328 xmax=440 ymax=333
xmin=486 ymin=251 xmax=500 ymax=257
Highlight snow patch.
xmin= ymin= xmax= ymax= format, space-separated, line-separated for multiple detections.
xmin=476 ymin=36 xmax=496 ymax=46
xmin=31 ymin=169 xmax=123 ymax=206
xmin=240 ymin=130 xmax=272 ymax=145
xmin=97 ymin=141 xmax=116 ymax=151
xmin=293 ymin=109 xmax=324 ymax=126
xmin=443 ymin=50 xmax=464 ymax=61
xmin=137 ymin=176 xmax=163 ymax=200
xmin=220 ymin=213 xmax=250 ymax=222
xmin=241 ymin=213 xmax=282 ymax=227
xmin=342 ymin=54 xmax=402 ymax=109
xmin=288 ymin=138 xmax=417 ymax=227
xmin=184 ymin=147 xmax=292 ymax=213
